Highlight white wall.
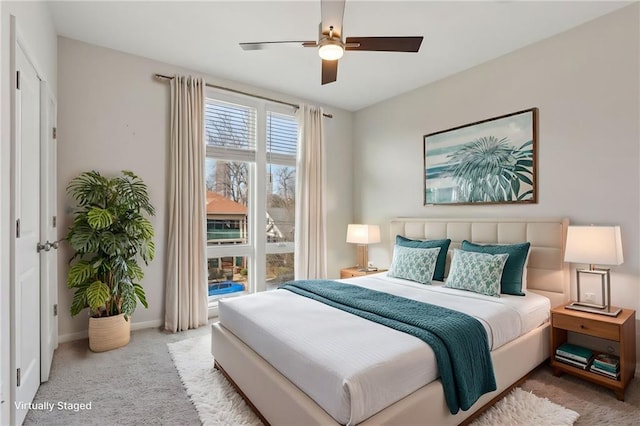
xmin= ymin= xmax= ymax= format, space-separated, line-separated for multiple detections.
xmin=57 ymin=37 xmax=354 ymax=340
xmin=0 ymin=1 xmax=57 ymax=423
xmin=353 ymin=5 xmax=639 ymax=315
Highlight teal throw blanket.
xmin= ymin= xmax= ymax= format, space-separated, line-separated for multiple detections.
xmin=280 ymin=280 xmax=496 ymax=414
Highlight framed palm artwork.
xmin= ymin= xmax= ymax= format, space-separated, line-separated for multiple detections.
xmin=424 ymin=108 xmax=537 ymax=205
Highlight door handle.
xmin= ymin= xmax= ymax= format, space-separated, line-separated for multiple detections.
xmin=37 ymin=240 xmax=59 ymax=253
xmin=37 ymin=241 xmax=51 ymax=252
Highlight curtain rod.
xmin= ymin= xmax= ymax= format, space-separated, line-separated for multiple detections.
xmin=154 ymin=74 xmax=333 ymax=118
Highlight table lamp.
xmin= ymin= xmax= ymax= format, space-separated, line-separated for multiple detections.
xmin=564 ymin=225 xmax=624 ymax=317
xmin=346 ymin=224 xmax=381 ymax=271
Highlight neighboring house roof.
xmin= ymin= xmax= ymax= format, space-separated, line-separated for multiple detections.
xmin=206 ymin=192 xmax=293 ymax=242
xmin=206 ymin=191 xmax=247 ymax=215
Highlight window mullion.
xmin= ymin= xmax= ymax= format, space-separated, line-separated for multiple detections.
xmin=253 ymin=104 xmax=267 ymax=292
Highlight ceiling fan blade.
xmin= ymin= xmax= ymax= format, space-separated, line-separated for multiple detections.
xmin=321 ymin=59 xmax=338 ymax=85
xmin=321 ymin=0 xmax=345 ymax=38
xmin=240 ymin=41 xmax=316 ymax=51
xmin=345 ymin=36 xmax=424 ymax=52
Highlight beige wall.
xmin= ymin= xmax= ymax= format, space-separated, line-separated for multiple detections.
xmin=57 ymin=37 xmax=354 ymax=340
xmin=353 ymin=5 xmax=639 ymax=315
xmin=0 ymin=1 xmax=57 ymax=423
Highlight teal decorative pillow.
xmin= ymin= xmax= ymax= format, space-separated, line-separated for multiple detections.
xmin=396 ymin=236 xmax=451 ymax=281
xmin=461 ymin=240 xmax=531 ymax=296
xmin=388 ymin=245 xmax=441 ymax=285
xmin=444 ymin=249 xmax=509 ymax=297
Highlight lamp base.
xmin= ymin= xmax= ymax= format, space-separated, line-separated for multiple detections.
xmin=565 ymin=302 xmax=621 ymax=317
xmin=355 ymin=245 xmax=368 ymax=272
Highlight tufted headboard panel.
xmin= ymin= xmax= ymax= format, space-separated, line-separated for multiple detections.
xmin=389 ymin=217 xmax=570 ymax=308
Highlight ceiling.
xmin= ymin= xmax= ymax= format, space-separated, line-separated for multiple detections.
xmin=48 ymin=1 xmax=630 ymax=111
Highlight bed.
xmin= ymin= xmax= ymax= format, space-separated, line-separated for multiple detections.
xmin=211 ymin=217 xmax=570 ymax=425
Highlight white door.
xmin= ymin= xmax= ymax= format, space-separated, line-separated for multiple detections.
xmin=39 ymin=81 xmax=58 ymax=382
xmin=12 ymin=42 xmax=41 ymax=425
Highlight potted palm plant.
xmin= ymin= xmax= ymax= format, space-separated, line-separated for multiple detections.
xmin=65 ymin=170 xmax=155 ymax=352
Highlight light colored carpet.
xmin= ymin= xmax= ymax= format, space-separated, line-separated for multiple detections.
xmin=24 ymin=326 xmax=208 ymax=425
xmin=24 ymin=324 xmax=640 ymax=425
xmin=520 ymin=365 xmax=640 ymax=425
xmin=169 ymin=334 xmax=587 ymax=426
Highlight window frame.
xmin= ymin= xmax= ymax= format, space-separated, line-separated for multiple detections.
xmin=204 ymin=89 xmax=297 ymax=297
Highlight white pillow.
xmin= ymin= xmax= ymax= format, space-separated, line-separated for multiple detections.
xmin=388 ymin=245 xmax=441 ymax=285
xmin=444 ymin=249 xmax=509 ymax=297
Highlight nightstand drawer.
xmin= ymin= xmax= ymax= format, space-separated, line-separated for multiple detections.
xmin=553 ymin=313 xmax=619 ymax=340
xmin=340 ymin=270 xmax=361 ymax=278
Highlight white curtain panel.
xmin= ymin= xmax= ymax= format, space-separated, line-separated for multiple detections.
xmin=165 ymin=75 xmax=208 ymax=332
xmin=294 ymin=105 xmax=327 ymax=279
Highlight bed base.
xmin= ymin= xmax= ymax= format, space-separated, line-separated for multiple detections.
xmin=211 ymin=321 xmax=550 ymax=426
xmin=214 ymin=360 xmax=271 ymax=426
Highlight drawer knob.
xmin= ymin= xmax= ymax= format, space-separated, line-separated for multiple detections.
xmin=580 ymin=324 xmax=586 ymax=329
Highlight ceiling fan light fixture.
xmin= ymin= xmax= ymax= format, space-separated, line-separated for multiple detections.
xmin=318 ymin=39 xmax=344 ymax=60
xmin=240 ymin=0 xmax=424 ymax=84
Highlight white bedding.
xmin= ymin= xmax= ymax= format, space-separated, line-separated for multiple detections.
xmin=218 ymin=273 xmax=550 ymax=425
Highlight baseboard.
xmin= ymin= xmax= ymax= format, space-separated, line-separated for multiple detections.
xmin=131 ymin=319 xmax=163 ymax=331
xmin=58 ymin=330 xmax=88 ymax=343
xmin=208 ymin=305 xmax=219 ymax=318
xmin=58 ymin=319 xmax=163 ymax=343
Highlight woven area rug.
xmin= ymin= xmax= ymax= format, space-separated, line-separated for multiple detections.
xmin=169 ymin=334 xmax=579 ymax=426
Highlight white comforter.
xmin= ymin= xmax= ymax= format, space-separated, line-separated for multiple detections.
xmin=218 ymin=273 xmax=550 ymax=425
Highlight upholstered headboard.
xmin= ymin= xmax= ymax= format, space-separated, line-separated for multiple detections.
xmin=389 ymin=217 xmax=570 ymax=308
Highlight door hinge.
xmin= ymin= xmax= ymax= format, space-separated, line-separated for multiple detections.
xmin=16 ymin=70 xmax=20 ymax=90
xmin=16 ymin=368 xmax=20 ymax=387
xmin=16 ymin=219 xmax=20 ymax=238
xmin=53 ymin=304 xmax=58 ymax=316
xmin=52 ymin=216 xmax=57 ymax=228
xmin=52 ymin=127 xmax=57 ymax=139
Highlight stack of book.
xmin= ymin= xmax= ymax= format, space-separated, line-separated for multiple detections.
xmin=589 ymin=353 xmax=620 ymax=380
xmin=555 ymin=343 xmax=593 ymax=369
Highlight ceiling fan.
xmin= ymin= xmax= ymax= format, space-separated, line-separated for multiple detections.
xmin=239 ymin=0 xmax=424 ymax=85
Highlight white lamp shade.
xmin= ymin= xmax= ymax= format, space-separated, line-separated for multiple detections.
xmin=564 ymin=225 xmax=624 ymax=266
xmin=346 ymin=224 xmax=381 ymax=245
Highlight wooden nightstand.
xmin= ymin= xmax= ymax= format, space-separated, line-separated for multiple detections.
xmin=550 ymin=304 xmax=636 ymax=400
xmin=340 ymin=267 xmax=387 ymax=279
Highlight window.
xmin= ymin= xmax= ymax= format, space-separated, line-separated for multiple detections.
xmin=204 ymin=93 xmax=298 ymax=300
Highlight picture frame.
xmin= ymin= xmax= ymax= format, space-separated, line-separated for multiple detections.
xmin=424 ymin=108 xmax=537 ymax=205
